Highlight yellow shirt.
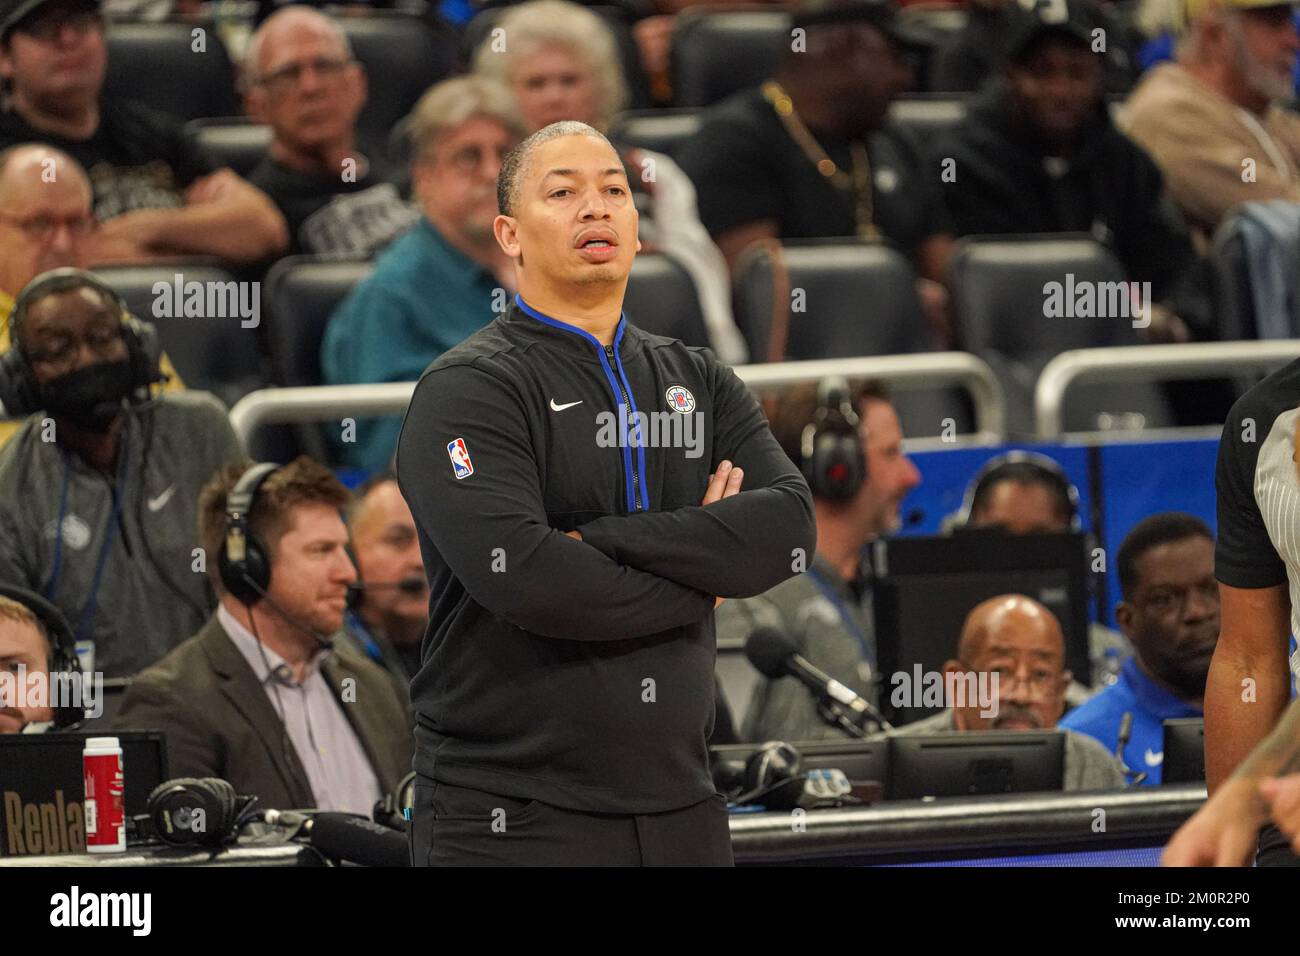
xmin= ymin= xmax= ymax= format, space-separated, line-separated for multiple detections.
xmin=0 ymin=288 xmax=185 ymax=449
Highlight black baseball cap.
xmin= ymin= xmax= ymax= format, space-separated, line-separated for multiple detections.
xmin=1004 ymin=0 xmax=1103 ymax=63
xmin=0 ymin=0 xmax=99 ymax=42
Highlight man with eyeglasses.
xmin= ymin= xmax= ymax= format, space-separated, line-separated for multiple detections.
xmin=320 ymin=75 xmax=527 ymax=472
xmin=0 ymin=268 xmax=241 ymax=677
xmin=1059 ymin=513 xmax=1218 ymax=787
xmin=0 ymin=0 xmax=287 ymax=265
xmin=243 ymin=6 xmax=417 ymax=257
xmin=0 ymin=143 xmax=184 ymax=448
xmin=887 ymin=594 xmax=1126 ymax=791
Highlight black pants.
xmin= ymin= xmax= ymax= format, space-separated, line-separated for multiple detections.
xmin=409 ymin=775 xmax=734 ymax=866
xmin=1257 ymin=823 xmax=1300 ymax=867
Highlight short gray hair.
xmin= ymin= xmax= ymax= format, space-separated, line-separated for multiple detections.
xmin=405 ymin=75 xmax=528 ymax=165
xmin=472 ymin=0 xmax=628 ymax=129
xmin=241 ymin=6 xmax=354 ymax=92
xmin=496 ymin=120 xmax=615 ymax=216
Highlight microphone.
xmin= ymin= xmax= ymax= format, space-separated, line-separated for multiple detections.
xmin=239 ymin=573 xmax=335 ymax=650
xmin=903 ymin=508 xmax=925 ymax=527
xmin=304 ymin=812 xmax=409 ymax=867
xmin=347 ymin=576 xmax=426 ymax=597
xmin=1114 ymin=711 xmax=1149 ymax=787
xmin=745 ymin=628 xmax=892 ymax=734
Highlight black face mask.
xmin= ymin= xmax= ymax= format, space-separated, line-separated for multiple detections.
xmin=39 ymin=360 xmax=136 ymax=433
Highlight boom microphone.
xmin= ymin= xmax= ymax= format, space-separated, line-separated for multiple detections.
xmin=348 ymin=576 xmax=426 ymax=595
xmin=305 ymin=812 xmax=409 ymax=867
xmin=745 ymin=627 xmax=892 ymax=734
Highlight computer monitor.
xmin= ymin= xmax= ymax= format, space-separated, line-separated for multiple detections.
xmin=1161 ymin=718 xmax=1205 ymax=785
xmin=886 ymin=730 xmax=1066 ymax=800
xmin=872 ymin=531 xmax=1092 ymax=726
xmin=0 ymin=730 xmax=168 ymax=857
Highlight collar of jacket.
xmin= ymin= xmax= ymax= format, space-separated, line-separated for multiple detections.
xmin=504 ymin=293 xmax=639 ymax=363
xmin=201 ymin=615 xmax=401 ymax=802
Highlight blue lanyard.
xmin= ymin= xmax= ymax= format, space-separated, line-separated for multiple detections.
xmin=804 ymin=567 xmax=874 ymax=670
xmin=46 ymin=445 xmax=127 ymax=644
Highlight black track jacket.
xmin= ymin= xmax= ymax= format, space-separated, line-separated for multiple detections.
xmin=396 ymin=294 xmax=816 ymax=813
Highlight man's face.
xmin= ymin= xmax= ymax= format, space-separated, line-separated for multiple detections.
xmin=1007 ymin=37 xmax=1103 ymax=145
xmin=806 ymin=23 xmax=909 ymax=134
xmin=351 ymin=481 xmax=429 ymax=636
xmin=0 ymin=0 xmax=107 ymax=111
xmin=20 ymin=286 xmax=127 ymax=391
xmin=852 ymin=398 xmax=921 ymax=537
xmin=969 ymin=480 xmax=1071 ymax=535
xmin=495 ymin=133 xmax=641 ymax=287
xmin=245 ymin=19 xmax=365 ymax=155
xmin=0 ymin=158 xmax=93 ymax=295
xmin=1117 ymin=536 xmax=1220 ymax=699
xmin=510 ymin=42 xmax=599 ymax=130
xmin=0 ymin=617 xmax=53 ymax=733
xmin=413 ymin=115 xmax=518 ymax=246
xmin=954 ymin=608 xmax=1070 ymax=731
xmin=1228 ymin=6 xmax=1299 ymax=104
xmin=266 ymin=503 xmax=357 ymax=636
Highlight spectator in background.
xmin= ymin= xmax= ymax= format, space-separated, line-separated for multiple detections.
xmin=242 ymin=6 xmax=419 ymax=257
xmin=0 ymin=0 xmax=288 ymax=264
xmin=936 ymin=0 xmax=1206 ymax=343
xmin=719 ymin=379 xmax=922 ymax=743
xmin=0 ymin=592 xmax=55 ymax=732
xmin=889 ymin=594 xmax=1126 ymax=790
xmin=1122 ymin=0 xmax=1300 ymax=242
xmin=931 ymin=0 xmax=1135 ymax=94
xmin=473 ymin=0 xmax=746 ymax=364
xmin=0 ymin=144 xmax=184 ymax=447
xmin=0 ymin=269 xmax=241 ymax=677
xmin=953 ymin=452 xmax=1134 ymax=691
xmin=320 ymin=75 xmax=526 ymax=473
xmin=116 ymin=457 xmax=413 ymax=816
xmin=676 ymin=0 xmax=955 ymax=345
xmin=340 ymin=469 xmax=428 ymax=683
xmin=1061 ymin=513 xmax=1217 ymax=785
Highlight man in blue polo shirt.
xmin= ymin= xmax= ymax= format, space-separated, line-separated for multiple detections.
xmin=321 ymin=76 xmax=526 ymax=472
xmin=1060 ymin=513 xmax=1218 ymax=785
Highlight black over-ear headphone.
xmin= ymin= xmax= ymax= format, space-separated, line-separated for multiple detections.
xmin=0 ymin=267 xmax=163 ymax=419
xmin=219 ymin=463 xmax=280 ymax=607
xmin=799 ymin=376 xmax=866 ymax=502
xmin=0 ymin=582 xmax=82 ymax=728
xmin=145 ymin=777 xmax=257 ymax=848
xmin=953 ymin=450 xmax=1082 ymax=532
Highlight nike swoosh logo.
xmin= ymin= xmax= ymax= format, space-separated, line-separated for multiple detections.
xmin=147 ymin=485 xmax=176 ymax=512
xmin=550 ymin=399 xmax=583 ymax=412
xmin=1145 ymin=749 xmax=1164 ymax=767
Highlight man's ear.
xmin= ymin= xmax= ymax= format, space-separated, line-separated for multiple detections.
xmin=1114 ymin=601 xmax=1136 ymax=637
xmin=494 ymin=214 xmax=520 ymax=258
xmin=244 ymin=85 xmax=266 ymax=124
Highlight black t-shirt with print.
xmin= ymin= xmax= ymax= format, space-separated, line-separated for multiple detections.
xmin=677 ymin=87 xmax=952 ymax=257
xmin=246 ymin=150 xmax=419 ymax=257
xmin=0 ymin=98 xmax=216 ymax=220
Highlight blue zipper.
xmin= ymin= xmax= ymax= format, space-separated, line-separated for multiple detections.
xmin=515 ymin=294 xmax=648 ymax=512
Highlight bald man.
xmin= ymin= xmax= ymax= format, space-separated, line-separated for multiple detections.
xmin=0 ymin=143 xmax=181 ymax=445
xmin=243 ymin=7 xmax=416 ymax=257
xmin=889 ymin=594 xmax=1125 ymax=791
xmin=342 ymin=471 xmax=429 ymax=683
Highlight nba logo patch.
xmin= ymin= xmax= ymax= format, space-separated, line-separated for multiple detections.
xmin=666 ymin=385 xmax=695 ymax=414
xmin=447 ymin=437 xmax=474 ymax=479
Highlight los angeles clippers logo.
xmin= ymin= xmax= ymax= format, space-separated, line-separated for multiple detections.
xmin=447 ymin=437 xmax=474 ymax=479
xmin=666 ymin=385 xmax=695 ymax=414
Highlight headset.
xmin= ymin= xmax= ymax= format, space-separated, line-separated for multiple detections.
xmin=218 ymin=463 xmax=281 ymax=608
xmin=144 ymin=777 xmax=258 ymax=848
xmin=798 ymin=376 xmax=867 ymax=502
xmin=0 ymin=267 xmax=163 ymax=419
xmin=0 ymin=582 xmax=83 ymax=729
xmin=950 ymin=450 xmax=1082 ymax=532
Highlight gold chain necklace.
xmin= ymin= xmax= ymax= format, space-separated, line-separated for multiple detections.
xmin=762 ymin=81 xmax=878 ymax=240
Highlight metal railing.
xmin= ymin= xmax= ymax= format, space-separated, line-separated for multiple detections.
xmin=1034 ymin=340 xmax=1300 ymax=439
xmin=228 ymin=352 xmax=1008 ymax=450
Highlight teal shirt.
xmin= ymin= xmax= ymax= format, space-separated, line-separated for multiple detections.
xmin=321 ymin=218 xmax=500 ymax=472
